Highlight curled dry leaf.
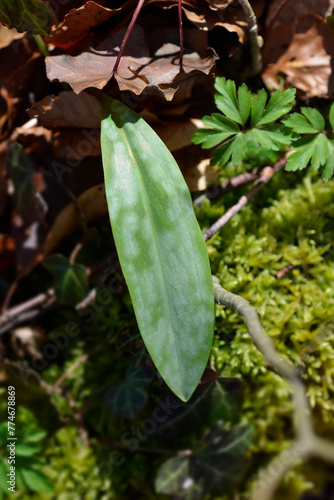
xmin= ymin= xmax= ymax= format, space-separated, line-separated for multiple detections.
xmin=45 ymin=0 xmax=120 ymax=49
xmin=46 ymin=25 xmax=217 ymax=100
xmin=183 ymin=0 xmax=265 ymax=44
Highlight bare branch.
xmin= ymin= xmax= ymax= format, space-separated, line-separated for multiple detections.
xmin=203 ymin=158 xmax=286 ymax=242
xmin=238 ymin=0 xmax=263 ymax=75
xmin=193 ymin=169 xmax=259 ymax=207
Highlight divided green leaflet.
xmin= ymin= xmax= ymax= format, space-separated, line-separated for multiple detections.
xmin=100 ymin=96 xmax=215 ymax=402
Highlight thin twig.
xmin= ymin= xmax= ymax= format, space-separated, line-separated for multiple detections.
xmin=94 ymin=438 xmax=191 ymax=456
xmin=238 ymin=0 xmax=263 ymax=75
xmin=69 ymin=228 xmax=96 ymax=265
xmin=193 ymin=169 xmax=259 ymax=207
xmin=212 ymin=276 xmax=334 ymax=500
xmin=53 ymin=337 xmax=109 ymax=388
xmin=0 ymin=290 xmax=56 ymax=334
xmin=203 ymin=158 xmax=286 ymax=242
xmin=0 ymin=255 xmax=119 ymax=335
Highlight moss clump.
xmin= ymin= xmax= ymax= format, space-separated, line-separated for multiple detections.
xmin=201 ymin=173 xmax=334 ymax=498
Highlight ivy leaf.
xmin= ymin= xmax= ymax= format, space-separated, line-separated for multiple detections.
xmin=0 ymin=0 xmax=52 ymax=35
xmin=283 ymin=108 xmax=325 ymax=134
xmin=104 ymin=362 xmax=153 ymax=418
xmin=158 ymin=378 xmax=243 ymax=435
xmin=100 ymin=96 xmax=215 ymax=402
xmin=43 ymin=255 xmax=89 ymax=306
xmin=155 ymin=423 xmax=253 ymax=499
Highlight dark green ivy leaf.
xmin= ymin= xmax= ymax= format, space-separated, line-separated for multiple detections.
xmin=43 ymin=254 xmax=88 ymax=306
xmin=155 ymin=422 xmax=253 ymax=500
xmin=104 ymin=361 xmax=153 ymax=418
xmin=0 ymin=0 xmax=52 ymax=36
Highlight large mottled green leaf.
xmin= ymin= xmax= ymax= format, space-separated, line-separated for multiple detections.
xmin=100 ymin=96 xmax=214 ymax=402
xmin=0 ymin=0 xmax=52 ymax=35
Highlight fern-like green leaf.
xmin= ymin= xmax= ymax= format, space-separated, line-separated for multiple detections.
xmin=254 ymin=88 xmax=296 ymax=126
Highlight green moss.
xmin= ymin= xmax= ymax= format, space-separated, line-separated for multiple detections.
xmin=203 ymin=173 xmax=334 ymax=498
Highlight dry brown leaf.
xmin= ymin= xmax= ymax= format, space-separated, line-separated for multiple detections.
xmin=0 ymin=25 xmax=24 ymax=50
xmin=28 ymin=91 xmax=102 ymax=128
xmin=45 ymin=1 xmax=118 ymax=48
xmin=43 ymin=183 xmax=107 ymax=256
xmin=0 ymin=53 xmax=40 ymax=139
xmin=46 ymin=26 xmax=217 ymax=99
xmin=174 ymin=145 xmax=218 ymax=191
xmin=183 ymin=0 xmax=265 ymax=42
xmin=263 ymin=23 xmax=334 ymax=98
xmin=263 ymin=0 xmax=334 ymax=65
xmin=262 ymin=0 xmax=334 ymax=97
xmin=154 ymin=118 xmax=205 ymax=152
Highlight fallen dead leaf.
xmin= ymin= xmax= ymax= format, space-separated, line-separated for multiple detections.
xmin=43 ymin=183 xmax=107 ymax=256
xmin=263 ymin=19 xmax=334 ymax=97
xmin=175 ymin=145 xmax=218 ymax=191
xmin=28 ymin=91 xmax=102 ymax=128
xmin=262 ymin=0 xmax=334 ymax=97
xmin=0 ymin=24 xmax=25 ymax=50
xmin=45 ymin=0 xmax=120 ymax=49
xmin=46 ymin=25 xmax=217 ymax=100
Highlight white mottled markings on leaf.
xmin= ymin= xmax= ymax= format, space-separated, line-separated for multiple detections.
xmin=101 ymin=96 xmax=215 ymax=402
